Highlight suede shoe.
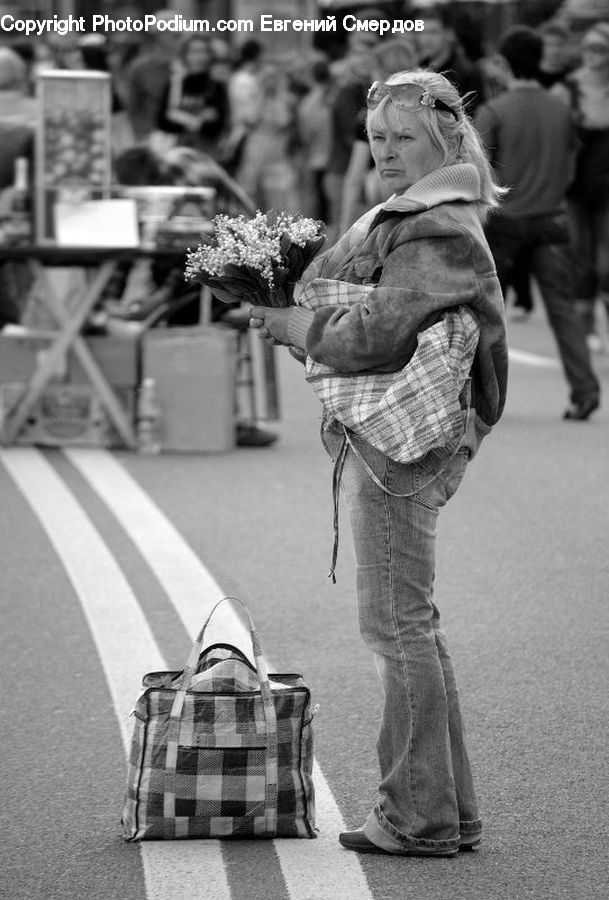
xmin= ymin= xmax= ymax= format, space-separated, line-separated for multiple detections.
xmin=338 ymin=831 xmax=457 ymax=857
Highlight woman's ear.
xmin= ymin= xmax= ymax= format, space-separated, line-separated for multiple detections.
xmin=445 ymin=132 xmax=464 ymax=163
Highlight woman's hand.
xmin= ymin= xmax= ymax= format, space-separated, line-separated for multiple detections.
xmin=249 ymin=306 xmax=292 ymax=345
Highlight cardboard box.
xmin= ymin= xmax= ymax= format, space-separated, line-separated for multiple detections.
xmin=0 ymin=382 xmax=134 ymax=448
xmin=142 ymin=326 xmax=237 ymax=453
xmin=0 ymin=332 xmax=67 ymax=382
xmin=68 ymin=333 xmax=140 ymax=388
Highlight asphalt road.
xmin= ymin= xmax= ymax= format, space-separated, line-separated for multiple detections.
xmin=1 ymin=307 xmax=608 ymax=900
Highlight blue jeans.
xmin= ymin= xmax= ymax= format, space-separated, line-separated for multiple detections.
xmin=322 ymin=422 xmax=482 ymax=853
xmin=485 ymin=211 xmax=600 ymax=405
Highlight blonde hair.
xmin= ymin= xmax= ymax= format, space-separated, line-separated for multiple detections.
xmin=366 ymin=69 xmax=506 ymax=220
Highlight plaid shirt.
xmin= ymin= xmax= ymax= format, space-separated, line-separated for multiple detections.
xmin=300 ymin=278 xmax=480 ymax=463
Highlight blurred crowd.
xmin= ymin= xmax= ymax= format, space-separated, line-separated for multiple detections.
xmin=0 ymin=3 xmax=609 ymax=354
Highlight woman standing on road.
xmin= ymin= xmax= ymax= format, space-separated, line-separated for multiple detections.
xmin=250 ymin=69 xmax=507 ymax=857
xmin=159 ymin=34 xmax=228 ymax=157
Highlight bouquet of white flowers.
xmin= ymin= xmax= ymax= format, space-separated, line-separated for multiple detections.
xmin=184 ymin=210 xmax=325 ymax=307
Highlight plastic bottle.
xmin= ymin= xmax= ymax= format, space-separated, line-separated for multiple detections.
xmin=137 ymin=377 xmax=162 ymax=455
xmin=5 ymin=157 xmax=32 ymax=245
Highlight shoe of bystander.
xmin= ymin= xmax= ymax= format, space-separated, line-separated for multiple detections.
xmin=235 ymin=422 xmax=278 ymax=447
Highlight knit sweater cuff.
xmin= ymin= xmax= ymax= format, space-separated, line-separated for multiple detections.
xmin=288 ymin=308 xmax=315 ymax=349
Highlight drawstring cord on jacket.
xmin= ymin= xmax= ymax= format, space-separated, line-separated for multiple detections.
xmin=328 ymin=432 xmax=349 ymax=583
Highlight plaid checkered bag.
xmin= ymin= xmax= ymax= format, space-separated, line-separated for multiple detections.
xmin=121 ymin=597 xmax=316 ymax=840
xmin=299 ymin=279 xmax=479 ymax=463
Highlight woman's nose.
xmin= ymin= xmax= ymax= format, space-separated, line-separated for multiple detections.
xmin=379 ymin=140 xmax=395 ymax=160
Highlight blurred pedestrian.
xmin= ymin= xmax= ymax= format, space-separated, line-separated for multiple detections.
xmin=0 ymin=47 xmax=37 ymax=148
xmin=31 ymin=40 xmax=56 ymax=78
xmin=324 ymin=28 xmax=380 ymax=242
xmin=297 ymin=57 xmax=334 ymax=221
xmin=555 ymin=23 xmax=609 ymax=352
xmin=234 ymin=63 xmax=300 ymax=214
xmin=159 ymin=35 xmax=228 ymax=157
xmin=412 ymin=3 xmax=486 ymax=111
xmin=45 ymin=33 xmax=85 ymax=70
xmin=538 ymin=21 xmax=576 ymax=89
xmin=209 ymin=38 xmax=233 ymax=85
xmin=222 ymin=40 xmax=264 ymax=176
xmin=250 ymin=68 xmax=507 ymax=855
xmin=76 ymin=33 xmax=135 ymax=154
xmin=0 ymin=47 xmax=37 ymax=190
xmin=126 ymin=9 xmax=179 ymax=141
xmin=475 ymin=26 xmax=601 ymax=420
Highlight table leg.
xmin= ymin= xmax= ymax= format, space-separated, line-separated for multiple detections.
xmin=1 ymin=260 xmax=133 ymax=446
xmin=38 ymin=266 xmax=138 ymax=449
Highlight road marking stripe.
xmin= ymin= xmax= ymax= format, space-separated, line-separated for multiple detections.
xmin=66 ymin=447 xmax=375 ymax=900
xmin=509 ymin=348 xmax=560 ymax=369
xmin=0 ymin=447 xmax=231 ymax=900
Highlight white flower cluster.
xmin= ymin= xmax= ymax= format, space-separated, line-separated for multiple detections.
xmin=282 ymin=215 xmax=323 ymax=246
xmin=185 ymin=210 xmax=322 ymax=287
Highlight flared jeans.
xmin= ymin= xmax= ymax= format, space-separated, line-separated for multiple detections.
xmin=322 ymin=423 xmax=482 ymax=853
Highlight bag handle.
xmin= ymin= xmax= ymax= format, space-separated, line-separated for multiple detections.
xmin=163 ymin=597 xmax=279 ymax=835
xmin=169 ymin=596 xmax=272 ymax=720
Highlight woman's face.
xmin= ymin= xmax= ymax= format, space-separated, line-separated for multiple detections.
xmin=581 ymin=31 xmax=609 ymax=72
xmin=185 ymin=39 xmax=212 ymax=72
xmin=369 ymin=109 xmax=444 ymax=194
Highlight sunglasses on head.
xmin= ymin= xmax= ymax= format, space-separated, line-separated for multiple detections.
xmin=366 ymin=81 xmax=460 ymax=122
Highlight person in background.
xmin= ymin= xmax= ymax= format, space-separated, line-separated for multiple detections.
xmin=77 ymin=32 xmax=135 ymax=156
xmin=159 ymin=34 xmax=228 ymax=157
xmin=127 ymin=8 xmax=179 ymax=141
xmin=538 ymin=21 xmax=576 ymax=89
xmin=209 ymin=38 xmax=233 ymax=85
xmin=0 ymin=48 xmax=37 ymax=176
xmin=234 ymin=62 xmax=301 ymax=214
xmin=106 ymin=31 xmax=143 ymax=111
xmin=297 ymin=57 xmax=334 ymax=222
xmin=45 ymin=33 xmax=85 ymax=70
xmin=9 ymin=40 xmax=36 ymax=92
xmin=250 ymin=68 xmax=507 ymax=856
xmin=324 ymin=27 xmax=380 ymax=243
xmin=0 ymin=47 xmax=36 ymax=191
xmin=338 ymin=39 xmax=418 ymax=234
xmin=554 ymin=22 xmax=609 ymax=353
xmin=412 ymin=3 xmax=486 ymax=112
xmin=31 ymin=40 xmax=56 ymax=78
xmin=222 ymin=40 xmax=264 ymax=176
xmin=475 ymin=26 xmax=600 ymax=420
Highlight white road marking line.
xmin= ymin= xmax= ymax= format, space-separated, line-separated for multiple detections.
xmin=0 ymin=447 xmax=230 ymax=900
xmin=67 ymin=447 xmax=375 ymax=900
xmin=509 ymin=348 xmax=560 ymax=369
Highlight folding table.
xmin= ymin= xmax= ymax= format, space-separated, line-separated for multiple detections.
xmin=0 ymin=245 xmax=280 ymax=449
xmin=0 ymin=245 xmax=178 ymax=449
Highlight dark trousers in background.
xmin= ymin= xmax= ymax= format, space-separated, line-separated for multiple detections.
xmin=485 ymin=211 xmax=600 ymax=406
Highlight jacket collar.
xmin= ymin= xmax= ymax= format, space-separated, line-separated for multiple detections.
xmin=381 ymin=163 xmax=482 ymax=215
